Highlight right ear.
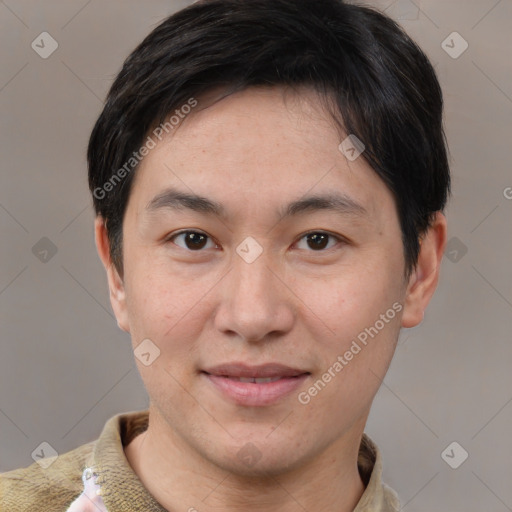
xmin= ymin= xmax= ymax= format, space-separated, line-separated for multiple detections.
xmin=94 ymin=217 xmax=130 ymax=333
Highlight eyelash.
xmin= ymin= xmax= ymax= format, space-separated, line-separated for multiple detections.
xmin=165 ymin=229 xmax=346 ymax=253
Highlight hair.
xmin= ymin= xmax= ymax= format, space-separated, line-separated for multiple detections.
xmin=88 ymin=0 xmax=451 ymax=281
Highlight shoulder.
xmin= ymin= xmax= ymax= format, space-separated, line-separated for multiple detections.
xmin=0 ymin=440 xmax=95 ymax=512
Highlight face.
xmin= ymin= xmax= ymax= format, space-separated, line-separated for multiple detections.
xmin=101 ymin=86 xmax=418 ymax=476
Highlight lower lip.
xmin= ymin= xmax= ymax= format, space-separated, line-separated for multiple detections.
xmin=202 ymin=372 xmax=309 ymax=406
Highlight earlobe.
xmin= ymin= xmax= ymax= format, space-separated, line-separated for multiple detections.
xmin=94 ymin=217 xmax=130 ymax=333
xmin=400 ymin=212 xmax=448 ymax=329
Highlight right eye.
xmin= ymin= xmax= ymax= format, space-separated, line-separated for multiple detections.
xmin=166 ymin=230 xmax=218 ymax=251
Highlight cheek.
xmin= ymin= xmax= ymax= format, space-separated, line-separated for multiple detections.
xmin=124 ymin=261 xmax=217 ymax=354
xmin=125 ymin=278 xmax=179 ymax=342
xmin=291 ymin=265 xmax=402 ymax=402
xmin=297 ymin=313 xmax=401 ymax=433
xmin=125 ymin=270 xmax=207 ymax=394
xmin=290 ymin=260 xmax=401 ymax=338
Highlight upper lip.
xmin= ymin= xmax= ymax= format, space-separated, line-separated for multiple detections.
xmin=202 ymin=362 xmax=310 ymax=379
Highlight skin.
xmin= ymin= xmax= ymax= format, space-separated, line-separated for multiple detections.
xmin=95 ymin=85 xmax=447 ymax=512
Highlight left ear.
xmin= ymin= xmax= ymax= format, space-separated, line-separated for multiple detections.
xmin=401 ymin=211 xmax=448 ymax=328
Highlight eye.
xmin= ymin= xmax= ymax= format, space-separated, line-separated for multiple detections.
xmin=166 ymin=229 xmax=344 ymax=253
xmin=295 ymin=231 xmax=343 ymax=251
xmin=167 ymin=230 xmax=218 ymax=251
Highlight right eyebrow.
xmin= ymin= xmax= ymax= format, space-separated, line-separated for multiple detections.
xmin=146 ymin=187 xmax=225 ymax=217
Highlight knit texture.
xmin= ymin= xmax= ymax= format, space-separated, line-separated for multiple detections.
xmin=0 ymin=410 xmax=400 ymax=511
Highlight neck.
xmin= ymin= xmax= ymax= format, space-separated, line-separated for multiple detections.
xmin=124 ymin=409 xmax=367 ymax=512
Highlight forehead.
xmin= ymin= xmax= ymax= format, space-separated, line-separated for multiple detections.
xmin=171 ymin=86 xmax=343 ymax=167
xmin=128 ymin=86 xmax=394 ymax=224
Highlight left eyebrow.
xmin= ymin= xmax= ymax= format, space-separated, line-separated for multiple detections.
xmin=145 ymin=186 xmax=369 ymax=221
xmin=278 ymin=192 xmax=369 ymax=220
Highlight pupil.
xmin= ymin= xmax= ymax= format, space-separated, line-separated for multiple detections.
xmin=308 ymin=233 xmax=328 ymax=250
xmin=186 ymin=232 xmax=207 ymax=250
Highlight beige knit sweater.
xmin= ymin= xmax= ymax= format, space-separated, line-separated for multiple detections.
xmin=0 ymin=410 xmax=400 ymax=511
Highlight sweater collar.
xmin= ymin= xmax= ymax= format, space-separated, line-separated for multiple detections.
xmin=91 ymin=410 xmax=400 ymax=511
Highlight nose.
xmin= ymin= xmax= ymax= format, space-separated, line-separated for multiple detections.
xmin=213 ymin=248 xmax=295 ymax=342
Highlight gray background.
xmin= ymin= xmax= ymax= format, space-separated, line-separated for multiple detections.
xmin=1 ymin=0 xmax=511 ymax=510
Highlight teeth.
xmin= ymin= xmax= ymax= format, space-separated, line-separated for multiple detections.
xmin=228 ymin=376 xmax=283 ymax=383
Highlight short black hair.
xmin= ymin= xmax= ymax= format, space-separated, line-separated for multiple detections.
xmin=88 ymin=0 xmax=451 ymax=281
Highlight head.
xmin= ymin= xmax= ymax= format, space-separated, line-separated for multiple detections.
xmin=89 ymin=0 xmax=449 ymax=476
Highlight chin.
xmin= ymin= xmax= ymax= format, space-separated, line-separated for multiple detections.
xmin=203 ymin=435 xmax=310 ymax=478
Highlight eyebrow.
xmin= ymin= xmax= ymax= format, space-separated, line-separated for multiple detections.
xmin=145 ymin=186 xmax=369 ymax=221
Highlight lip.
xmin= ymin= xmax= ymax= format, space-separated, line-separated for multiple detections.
xmin=201 ymin=362 xmax=310 ymax=407
xmin=202 ymin=373 xmax=310 ymax=406
xmin=202 ymin=362 xmax=308 ymax=379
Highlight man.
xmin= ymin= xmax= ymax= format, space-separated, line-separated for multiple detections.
xmin=0 ymin=0 xmax=450 ymax=510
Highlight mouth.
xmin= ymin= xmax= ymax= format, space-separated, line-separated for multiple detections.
xmin=200 ymin=363 xmax=310 ymax=406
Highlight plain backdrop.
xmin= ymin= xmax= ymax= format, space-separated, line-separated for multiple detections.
xmin=1 ymin=1 xmax=511 ymax=510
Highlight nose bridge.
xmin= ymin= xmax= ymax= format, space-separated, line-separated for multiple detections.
xmin=232 ymin=235 xmax=275 ymax=300
xmin=214 ymin=243 xmax=294 ymax=341
xmin=234 ymin=250 xmax=273 ymax=304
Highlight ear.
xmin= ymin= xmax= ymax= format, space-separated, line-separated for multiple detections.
xmin=94 ymin=216 xmax=130 ymax=333
xmin=401 ymin=211 xmax=448 ymax=328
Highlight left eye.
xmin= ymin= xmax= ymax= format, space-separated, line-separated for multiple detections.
xmin=167 ymin=230 xmax=341 ymax=252
xmin=295 ymin=231 xmax=341 ymax=251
